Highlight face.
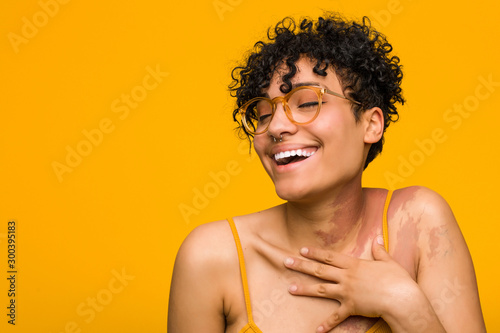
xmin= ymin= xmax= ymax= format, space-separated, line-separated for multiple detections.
xmin=253 ymin=57 xmax=378 ymax=202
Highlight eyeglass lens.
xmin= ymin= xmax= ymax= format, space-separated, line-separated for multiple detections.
xmin=244 ymin=87 xmax=320 ymax=134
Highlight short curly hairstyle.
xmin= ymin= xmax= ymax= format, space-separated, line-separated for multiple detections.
xmin=230 ymin=12 xmax=404 ymax=169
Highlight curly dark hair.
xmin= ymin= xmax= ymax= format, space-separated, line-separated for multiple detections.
xmin=229 ymin=12 xmax=404 ymax=169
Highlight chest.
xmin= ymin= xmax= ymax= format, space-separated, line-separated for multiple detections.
xmin=225 ymin=248 xmax=387 ymax=333
xmin=224 ymin=208 xmax=419 ymax=332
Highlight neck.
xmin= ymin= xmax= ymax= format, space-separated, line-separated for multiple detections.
xmin=282 ymin=182 xmax=367 ymax=252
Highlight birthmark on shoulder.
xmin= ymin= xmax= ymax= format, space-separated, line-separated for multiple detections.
xmin=427 ymin=225 xmax=451 ymax=261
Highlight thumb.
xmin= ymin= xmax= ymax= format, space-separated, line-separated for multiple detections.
xmin=372 ymin=235 xmax=390 ymax=261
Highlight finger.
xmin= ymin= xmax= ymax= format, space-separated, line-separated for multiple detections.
xmin=316 ymin=308 xmax=351 ymax=333
xmin=299 ymin=247 xmax=352 ymax=269
xmin=284 ymin=256 xmax=341 ymax=281
xmin=287 ymin=282 xmax=342 ymax=300
xmin=371 ymin=235 xmax=391 ymax=261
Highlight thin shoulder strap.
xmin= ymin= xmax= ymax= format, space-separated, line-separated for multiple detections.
xmin=227 ymin=217 xmax=255 ymax=324
xmin=382 ymin=190 xmax=393 ymax=252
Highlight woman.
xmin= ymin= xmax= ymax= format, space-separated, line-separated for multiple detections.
xmin=168 ymin=13 xmax=485 ymax=332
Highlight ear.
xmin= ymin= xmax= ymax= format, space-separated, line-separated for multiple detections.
xmin=362 ymin=107 xmax=384 ymax=144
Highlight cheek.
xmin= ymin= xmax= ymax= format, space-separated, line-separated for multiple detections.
xmin=253 ymin=136 xmax=266 ymax=159
xmin=253 ymin=136 xmax=272 ymax=170
xmin=318 ymin=115 xmax=366 ymax=163
xmin=316 ymin=112 xmax=356 ymax=145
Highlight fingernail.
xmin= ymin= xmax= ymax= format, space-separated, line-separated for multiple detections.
xmin=317 ymin=325 xmax=325 ymax=332
xmin=288 ymin=285 xmax=297 ymax=292
xmin=377 ymin=235 xmax=384 ymax=245
xmin=300 ymin=247 xmax=309 ymax=255
xmin=284 ymin=257 xmax=294 ymax=266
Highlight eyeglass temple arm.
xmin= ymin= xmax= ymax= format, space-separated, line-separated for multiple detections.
xmin=324 ymin=88 xmax=362 ymax=105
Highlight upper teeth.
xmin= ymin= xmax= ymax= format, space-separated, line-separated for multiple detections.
xmin=274 ymin=149 xmax=315 ymax=161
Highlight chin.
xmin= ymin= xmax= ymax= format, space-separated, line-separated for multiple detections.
xmin=273 ymin=181 xmax=317 ymax=202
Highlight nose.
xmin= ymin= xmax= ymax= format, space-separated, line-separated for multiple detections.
xmin=266 ymin=100 xmax=298 ymax=139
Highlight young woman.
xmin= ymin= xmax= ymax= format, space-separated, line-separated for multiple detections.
xmin=168 ymin=13 xmax=486 ymax=333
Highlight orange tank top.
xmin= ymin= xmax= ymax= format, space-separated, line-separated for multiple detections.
xmin=227 ymin=190 xmax=393 ymax=333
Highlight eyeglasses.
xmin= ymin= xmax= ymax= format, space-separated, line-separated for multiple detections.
xmin=237 ymin=85 xmax=361 ymax=135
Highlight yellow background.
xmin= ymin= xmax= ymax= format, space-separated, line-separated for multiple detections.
xmin=1 ymin=0 xmax=499 ymax=332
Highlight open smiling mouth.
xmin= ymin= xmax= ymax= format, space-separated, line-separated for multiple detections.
xmin=273 ymin=148 xmax=316 ymax=166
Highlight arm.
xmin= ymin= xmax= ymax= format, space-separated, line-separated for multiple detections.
xmin=168 ymin=223 xmax=227 ymax=333
xmin=396 ymin=188 xmax=486 ymax=332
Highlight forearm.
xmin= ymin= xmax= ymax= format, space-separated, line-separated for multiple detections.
xmin=382 ymin=284 xmax=446 ymax=333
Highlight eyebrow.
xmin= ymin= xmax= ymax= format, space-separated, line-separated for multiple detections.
xmin=292 ymin=81 xmax=324 ymax=89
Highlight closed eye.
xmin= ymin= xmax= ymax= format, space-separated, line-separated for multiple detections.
xmin=259 ymin=114 xmax=272 ymax=121
xmin=298 ymin=101 xmax=326 ymax=109
xmin=299 ymin=102 xmax=318 ymax=108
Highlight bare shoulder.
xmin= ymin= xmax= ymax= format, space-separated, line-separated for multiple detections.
xmin=385 ymin=186 xmax=465 ymax=277
xmin=390 ymin=185 xmax=457 ymax=229
xmin=168 ymin=219 xmax=239 ymax=331
xmin=390 ymin=185 xmax=474 ymax=272
xmin=175 ymin=220 xmax=237 ymax=273
xmin=387 ymin=189 xmax=485 ymax=331
xmin=175 ymin=207 xmax=280 ymax=271
xmin=169 ymin=219 xmax=247 ymax=331
xmin=170 ymin=219 xmax=243 ymax=304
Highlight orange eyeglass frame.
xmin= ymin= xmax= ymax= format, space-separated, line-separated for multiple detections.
xmin=238 ymin=85 xmax=361 ymax=135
